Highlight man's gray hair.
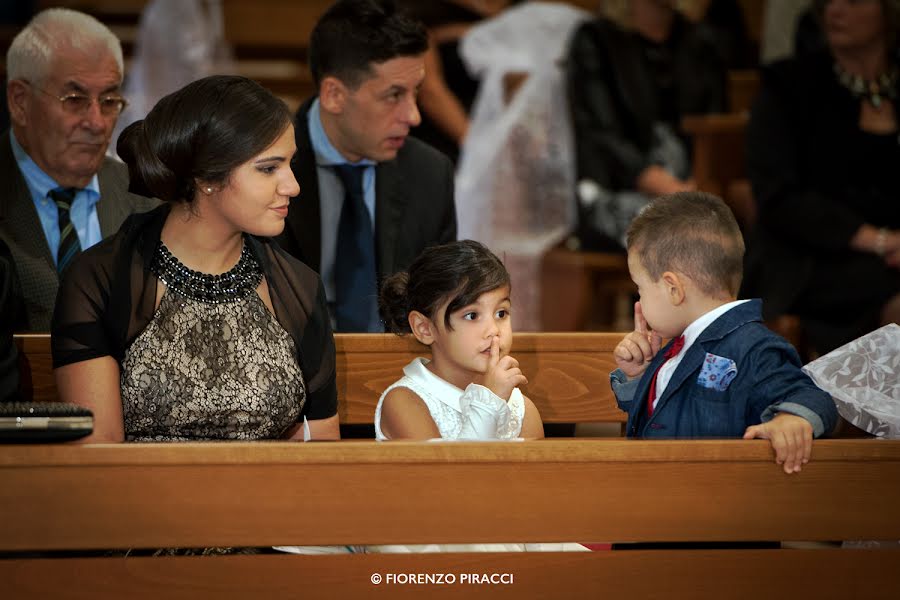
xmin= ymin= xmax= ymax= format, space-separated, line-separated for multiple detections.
xmin=6 ymin=8 xmax=124 ymax=85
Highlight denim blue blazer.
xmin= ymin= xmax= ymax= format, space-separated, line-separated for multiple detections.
xmin=611 ymin=299 xmax=838 ymax=438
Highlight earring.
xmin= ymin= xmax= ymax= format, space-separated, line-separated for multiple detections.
xmin=205 ymin=187 xmax=213 ymax=194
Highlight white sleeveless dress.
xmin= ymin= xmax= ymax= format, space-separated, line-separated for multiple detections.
xmin=375 ymin=357 xmax=525 ymax=441
xmin=370 ymin=358 xmax=588 ymax=554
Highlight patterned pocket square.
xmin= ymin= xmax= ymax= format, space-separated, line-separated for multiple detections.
xmin=697 ymin=353 xmax=737 ymax=391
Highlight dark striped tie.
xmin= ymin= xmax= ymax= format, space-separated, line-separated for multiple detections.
xmin=49 ymin=187 xmax=82 ymax=275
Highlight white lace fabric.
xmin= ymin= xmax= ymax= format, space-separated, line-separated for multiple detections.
xmin=803 ymin=323 xmax=900 ymax=438
xmin=374 ymin=357 xmax=524 ymax=441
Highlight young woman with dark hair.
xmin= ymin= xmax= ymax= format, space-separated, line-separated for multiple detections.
xmin=52 ymin=75 xmax=339 ymax=442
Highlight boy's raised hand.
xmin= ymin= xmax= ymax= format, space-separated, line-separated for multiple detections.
xmin=614 ymin=302 xmax=662 ymax=379
xmin=483 ymin=336 xmax=527 ymax=401
xmin=743 ymin=413 xmax=813 ymax=474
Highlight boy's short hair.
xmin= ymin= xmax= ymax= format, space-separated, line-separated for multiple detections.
xmin=626 ymin=191 xmax=745 ymax=297
xmin=308 ymin=0 xmax=428 ymax=90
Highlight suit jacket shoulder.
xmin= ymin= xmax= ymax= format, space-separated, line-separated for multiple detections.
xmin=0 ymin=135 xmax=158 ymax=331
xmin=96 ymin=157 xmax=160 ymax=237
xmin=373 ymin=134 xmax=456 ymax=278
xmin=0 ymin=133 xmax=57 ymax=330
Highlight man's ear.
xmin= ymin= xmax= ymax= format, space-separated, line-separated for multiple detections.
xmin=661 ymin=271 xmax=686 ymax=306
xmin=7 ymin=80 xmax=29 ymax=127
xmin=318 ymin=76 xmax=348 ymax=115
xmin=409 ymin=310 xmax=436 ymax=346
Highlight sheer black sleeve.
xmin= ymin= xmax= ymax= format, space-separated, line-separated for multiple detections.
xmin=50 ymin=235 xmax=120 ymax=368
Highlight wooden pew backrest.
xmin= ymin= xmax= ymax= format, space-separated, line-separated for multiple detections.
xmin=15 ymin=332 xmax=626 ymax=426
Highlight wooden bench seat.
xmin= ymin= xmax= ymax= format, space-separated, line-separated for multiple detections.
xmin=1 ymin=439 xmax=898 ymax=598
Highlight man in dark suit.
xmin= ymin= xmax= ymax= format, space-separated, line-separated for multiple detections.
xmin=1 ymin=9 xmax=157 ymax=331
xmin=278 ymin=0 xmax=457 ymax=332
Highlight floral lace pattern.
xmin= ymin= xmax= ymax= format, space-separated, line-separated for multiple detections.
xmin=802 ymin=324 xmax=900 ymax=438
xmin=121 ymin=289 xmax=304 ymax=441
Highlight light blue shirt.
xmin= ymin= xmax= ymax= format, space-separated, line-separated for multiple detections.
xmin=307 ymin=98 xmax=380 ymax=331
xmin=10 ymin=131 xmax=102 ymax=266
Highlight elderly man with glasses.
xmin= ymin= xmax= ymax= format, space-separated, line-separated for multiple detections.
xmin=1 ymin=8 xmax=157 ymax=332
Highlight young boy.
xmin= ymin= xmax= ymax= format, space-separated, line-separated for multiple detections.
xmin=612 ymin=192 xmax=837 ymax=474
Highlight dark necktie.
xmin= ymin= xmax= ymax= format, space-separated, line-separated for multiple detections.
xmin=646 ymin=335 xmax=685 ymax=417
xmin=332 ymin=164 xmax=378 ymax=332
xmin=49 ymin=187 xmax=82 ymax=275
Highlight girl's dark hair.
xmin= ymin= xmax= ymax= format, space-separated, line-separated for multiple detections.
xmin=379 ymin=240 xmax=511 ymax=334
xmin=116 ymin=75 xmax=293 ymax=203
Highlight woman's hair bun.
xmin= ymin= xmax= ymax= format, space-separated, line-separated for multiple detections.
xmin=117 ymin=119 xmax=177 ymax=202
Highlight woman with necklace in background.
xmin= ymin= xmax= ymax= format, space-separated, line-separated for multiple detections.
xmin=744 ymin=0 xmax=900 ymax=354
xmin=51 ymin=75 xmax=340 ymax=442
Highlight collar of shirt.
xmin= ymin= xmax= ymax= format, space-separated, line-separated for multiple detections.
xmin=10 ymin=130 xmax=101 ymax=207
xmin=306 ymin=98 xmax=377 ymax=217
xmin=653 ymin=299 xmax=751 ymax=407
xmin=10 ymin=130 xmax=103 ymax=263
xmin=404 ymin=357 xmax=465 ymax=413
xmin=307 ymin=98 xmax=376 ymax=169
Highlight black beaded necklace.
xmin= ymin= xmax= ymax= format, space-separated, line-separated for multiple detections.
xmin=834 ymin=62 xmax=898 ymax=109
xmin=151 ymin=239 xmax=263 ymax=304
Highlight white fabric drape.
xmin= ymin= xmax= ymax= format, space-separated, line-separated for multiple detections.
xmin=112 ymin=0 xmax=234 ymax=155
xmin=455 ymin=2 xmax=590 ymax=330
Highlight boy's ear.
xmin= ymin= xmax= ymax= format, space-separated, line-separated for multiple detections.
xmin=409 ymin=310 xmax=435 ymax=346
xmin=319 ymin=76 xmax=347 ymax=115
xmin=661 ymin=271 xmax=686 ymax=306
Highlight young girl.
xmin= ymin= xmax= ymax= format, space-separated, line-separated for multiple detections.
xmin=375 ymin=239 xmax=544 ymax=440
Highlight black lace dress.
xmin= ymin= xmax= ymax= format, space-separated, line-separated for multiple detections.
xmin=52 ymin=205 xmax=338 ymax=438
xmin=120 ymin=241 xmax=305 ymax=441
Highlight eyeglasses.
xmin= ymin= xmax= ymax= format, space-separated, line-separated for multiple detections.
xmin=25 ymin=81 xmax=128 ymax=116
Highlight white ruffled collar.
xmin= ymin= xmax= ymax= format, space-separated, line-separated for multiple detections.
xmin=403 ymin=357 xmax=468 ymax=413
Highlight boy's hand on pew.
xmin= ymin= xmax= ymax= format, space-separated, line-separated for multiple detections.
xmin=614 ymin=302 xmax=662 ymax=379
xmin=743 ymin=413 xmax=813 ymax=474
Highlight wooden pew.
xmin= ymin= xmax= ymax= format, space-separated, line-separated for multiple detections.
xmin=0 ymin=439 xmax=898 ymax=599
xmin=540 ymin=247 xmax=635 ymax=332
xmin=14 ymin=332 xmax=626 ymax=427
xmin=681 ymin=112 xmax=749 ymax=202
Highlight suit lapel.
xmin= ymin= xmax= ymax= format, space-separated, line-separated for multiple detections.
xmin=651 ymin=342 xmax=705 ymax=418
xmin=286 ymin=99 xmax=323 ymax=271
xmin=96 ymin=158 xmax=125 ymax=237
xmin=0 ymin=134 xmax=60 ymax=329
xmin=373 ymin=157 xmax=410 ymax=280
xmin=0 ymin=136 xmax=54 ymax=270
xmin=651 ymin=306 xmax=752 ymax=417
